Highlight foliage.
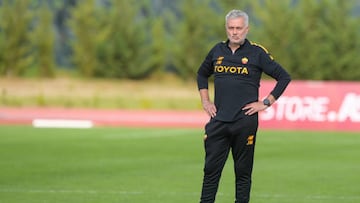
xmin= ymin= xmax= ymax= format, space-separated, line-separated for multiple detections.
xmin=0 ymin=0 xmax=359 ymax=80
xmin=171 ymin=0 xmax=222 ymax=80
xmin=0 ymin=0 xmax=34 ymax=76
xmin=251 ymin=0 xmax=360 ymax=80
xmin=67 ymin=0 xmax=155 ymax=79
xmin=31 ymin=2 xmax=56 ymax=77
xmin=147 ymin=17 xmax=168 ymax=76
xmin=94 ymin=0 xmax=150 ymax=79
xmin=67 ymin=0 xmax=100 ymax=77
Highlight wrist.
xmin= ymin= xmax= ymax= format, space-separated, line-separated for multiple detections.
xmin=263 ymin=98 xmax=271 ymax=107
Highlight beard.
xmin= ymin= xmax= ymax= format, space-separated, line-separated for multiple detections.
xmin=229 ymin=36 xmax=245 ymax=45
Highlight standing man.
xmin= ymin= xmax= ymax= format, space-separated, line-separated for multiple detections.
xmin=197 ymin=10 xmax=291 ymax=203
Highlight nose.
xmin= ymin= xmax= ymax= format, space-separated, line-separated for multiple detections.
xmin=232 ymin=28 xmax=238 ymax=35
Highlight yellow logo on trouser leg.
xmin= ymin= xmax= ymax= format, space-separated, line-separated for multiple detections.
xmin=246 ymin=135 xmax=254 ymax=145
xmin=203 ymin=134 xmax=208 ymax=141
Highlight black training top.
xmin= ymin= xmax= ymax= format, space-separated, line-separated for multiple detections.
xmin=197 ymin=39 xmax=291 ymax=122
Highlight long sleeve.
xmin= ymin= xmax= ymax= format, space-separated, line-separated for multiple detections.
xmin=197 ymin=47 xmax=216 ymax=90
xmin=259 ymin=50 xmax=291 ymax=99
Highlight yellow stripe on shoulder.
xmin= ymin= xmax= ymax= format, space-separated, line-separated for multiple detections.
xmin=250 ymin=41 xmax=269 ymax=52
xmin=250 ymin=41 xmax=274 ymax=60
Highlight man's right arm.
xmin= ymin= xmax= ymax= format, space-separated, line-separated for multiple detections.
xmin=197 ymin=46 xmax=216 ymax=117
xmin=199 ymin=88 xmax=217 ymax=118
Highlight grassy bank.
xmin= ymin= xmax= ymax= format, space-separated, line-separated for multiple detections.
xmin=0 ymin=76 xmax=206 ymax=110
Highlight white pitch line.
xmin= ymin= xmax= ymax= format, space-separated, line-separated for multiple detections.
xmin=0 ymin=188 xmax=359 ymax=200
xmin=0 ymin=188 xmax=142 ymax=195
xmin=253 ymin=193 xmax=360 ymax=200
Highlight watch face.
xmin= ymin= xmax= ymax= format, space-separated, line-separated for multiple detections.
xmin=263 ymin=99 xmax=270 ymax=106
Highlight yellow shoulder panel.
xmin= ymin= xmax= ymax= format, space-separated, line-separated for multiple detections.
xmin=250 ymin=41 xmax=274 ymax=60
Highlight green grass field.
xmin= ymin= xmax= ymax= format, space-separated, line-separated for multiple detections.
xmin=0 ymin=126 xmax=359 ymax=203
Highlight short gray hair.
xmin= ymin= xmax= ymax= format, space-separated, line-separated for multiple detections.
xmin=225 ymin=10 xmax=249 ymax=26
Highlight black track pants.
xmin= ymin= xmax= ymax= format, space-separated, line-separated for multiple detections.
xmin=200 ymin=115 xmax=258 ymax=203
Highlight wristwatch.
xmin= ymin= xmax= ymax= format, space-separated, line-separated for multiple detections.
xmin=263 ymin=98 xmax=271 ymax=107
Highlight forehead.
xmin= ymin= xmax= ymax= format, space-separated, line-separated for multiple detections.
xmin=226 ymin=17 xmax=246 ymax=27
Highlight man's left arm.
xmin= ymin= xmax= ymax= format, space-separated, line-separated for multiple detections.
xmin=243 ymin=52 xmax=291 ymax=115
xmin=261 ymin=51 xmax=291 ymax=99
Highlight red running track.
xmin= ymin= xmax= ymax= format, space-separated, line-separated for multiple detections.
xmin=0 ymin=107 xmax=210 ymax=128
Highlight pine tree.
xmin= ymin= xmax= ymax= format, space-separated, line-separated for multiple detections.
xmin=96 ymin=0 xmax=149 ymax=79
xmin=0 ymin=0 xmax=34 ymax=76
xmin=32 ymin=2 xmax=56 ymax=77
xmin=171 ymin=0 xmax=221 ymax=79
xmin=68 ymin=0 xmax=100 ymax=77
xmin=251 ymin=0 xmax=360 ymax=80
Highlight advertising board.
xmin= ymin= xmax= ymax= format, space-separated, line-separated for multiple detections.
xmin=259 ymin=81 xmax=360 ymax=131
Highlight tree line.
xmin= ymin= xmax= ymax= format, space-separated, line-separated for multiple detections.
xmin=0 ymin=0 xmax=359 ymax=80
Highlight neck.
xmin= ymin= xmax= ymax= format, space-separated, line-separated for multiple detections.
xmin=228 ymin=40 xmax=245 ymax=53
xmin=229 ymin=39 xmax=245 ymax=47
xmin=229 ymin=43 xmax=240 ymax=49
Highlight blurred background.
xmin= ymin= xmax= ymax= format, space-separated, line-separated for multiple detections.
xmin=1 ymin=2 xmax=359 ymax=202
xmin=1 ymin=0 xmax=360 ymax=80
xmin=0 ymin=0 xmax=360 ymax=110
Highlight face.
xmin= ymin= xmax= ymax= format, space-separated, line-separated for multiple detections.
xmin=226 ymin=17 xmax=249 ymax=46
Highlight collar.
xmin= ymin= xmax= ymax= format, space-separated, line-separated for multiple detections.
xmin=225 ymin=39 xmax=249 ymax=52
xmin=226 ymin=38 xmax=248 ymax=46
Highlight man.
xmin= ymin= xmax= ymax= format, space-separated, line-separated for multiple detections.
xmin=197 ymin=10 xmax=291 ymax=203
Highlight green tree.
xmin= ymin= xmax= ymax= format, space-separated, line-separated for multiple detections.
xmin=0 ymin=0 xmax=34 ymax=77
xmin=251 ymin=0 xmax=300 ymax=77
xmin=31 ymin=2 xmax=56 ymax=77
xmin=307 ymin=0 xmax=360 ymax=80
xmin=147 ymin=17 xmax=168 ymax=77
xmin=171 ymin=0 xmax=221 ymax=79
xmin=293 ymin=0 xmax=345 ymax=80
xmin=69 ymin=0 xmax=152 ymax=79
xmin=251 ymin=0 xmax=360 ymax=80
xmin=68 ymin=0 xmax=101 ymax=77
xmin=96 ymin=0 xmax=150 ymax=79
